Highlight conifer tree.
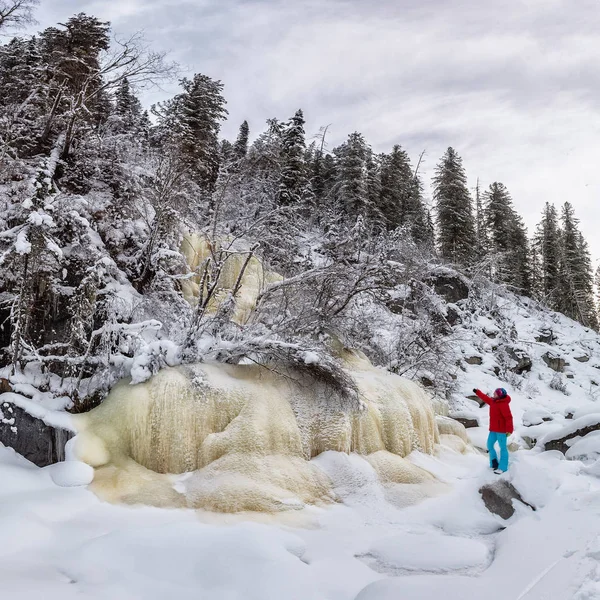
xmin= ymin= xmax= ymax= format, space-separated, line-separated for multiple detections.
xmin=159 ymin=73 xmax=228 ymax=193
xmin=534 ymin=202 xmax=561 ymax=301
xmin=233 ymin=120 xmax=249 ymax=160
xmin=279 ymin=110 xmax=309 ymax=206
xmin=474 ymin=178 xmax=487 ymax=260
xmin=333 ymin=132 xmax=369 ymax=219
xmin=433 ymin=147 xmax=476 ymax=265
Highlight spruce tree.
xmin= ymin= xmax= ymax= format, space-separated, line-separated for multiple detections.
xmin=162 ymin=73 xmax=228 ymax=193
xmin=433 ymin=147 xmax=476 ymax=265
xmin=333 ymin=132 xmax=369 ymax=219
xmin=279 ymin=110 xmax=309 ymax=206
xmin=534 ymin=203 xmax=561 ymax=301
xmin=233 ymin=120 xmax=249 ymax=160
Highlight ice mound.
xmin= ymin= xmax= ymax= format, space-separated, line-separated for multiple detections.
xmin=71 ymin=353 xmax=442 ymax=512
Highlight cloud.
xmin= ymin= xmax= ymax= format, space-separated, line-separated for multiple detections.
xmin=32 ymin=0 xmax=600 ymax=257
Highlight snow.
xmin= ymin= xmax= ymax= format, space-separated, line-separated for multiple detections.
xmin=15 ymin=228 xmax=31 ymax=254
xmin=2 ymin=429 xmax=600 ymax=600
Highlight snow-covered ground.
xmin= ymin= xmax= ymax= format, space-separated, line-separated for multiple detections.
xmin=3 ymin=287 xmax=600 ymax=598
xmin=1 ymin=429 xmax=599 ymax=599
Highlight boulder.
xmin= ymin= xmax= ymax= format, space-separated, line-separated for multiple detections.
xmin=536 ymin=329 xmax=556 ymax=344
xmin=542 ymin=352 xmax=566 ymax=373
xmin=428 ymin=272 xmax=470 ymax=303
xmin=420 ymin=376 xmax=434 ymax=388
xmin=574 ymin=355 xmax=590 ymax=363
xmin=453 ymin=417 xmax=479 ymax=429
xmin=0 ymin=402 xmax=72 ymax=467
xmin=479 ymin=480 xmax=535 ymax=520
xmin=543 ymin=415 xmax=600 ymax=454
xmin=465 ymin=356 xmax=483 ymax=366
xmin=446 ymin=305 xmax=462 ymax=326
xmin=506 ymin=347 xmax=532 ymax=375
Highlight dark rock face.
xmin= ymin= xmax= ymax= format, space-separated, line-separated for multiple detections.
xmin=465 ymin=356 xmax=483 ymax=366
xmin=420 ymin=376 xmax=434 ymax=388
xmin=454 ymin=417 xmax=479 ymax=429
xmin=536 ymin=329 xmax=556 ymax=344
xmin=0 ymin=402 xmax=72 ymax=467
xmin=505 ymin=347 xmax=532 ymax=375
xmin=542 ymin=352 xmax=566 ymax=373
xmin=428 ymin=273 xmax=470 ymax=303
xmin=445 ymin=305 xmax=462 ymax=326
xmin=479 ymin=480 xmax=535 ymax=520
xmin=543 ymin=420 xmax=600 ymax=454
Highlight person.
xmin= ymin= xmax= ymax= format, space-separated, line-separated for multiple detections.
xmin=473 ymin=387 xmax=514 ymax=474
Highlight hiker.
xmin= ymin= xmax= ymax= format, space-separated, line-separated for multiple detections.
xmin=473 ymin=387 xmax=514 ymax=474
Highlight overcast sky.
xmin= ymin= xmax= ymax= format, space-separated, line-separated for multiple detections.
xmin=34 ymin=0 xmax=600 ymax=259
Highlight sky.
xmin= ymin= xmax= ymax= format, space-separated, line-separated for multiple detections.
xmin=28 ymin=0 xmax=600 ymax=259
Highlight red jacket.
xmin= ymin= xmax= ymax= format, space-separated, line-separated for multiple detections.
xmin=475 ymin=390 xmax=514 ymax=434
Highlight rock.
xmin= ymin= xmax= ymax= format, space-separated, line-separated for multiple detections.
xmin=453 ymin=417 xmax=479 ymax=429
xmin=565 ymin=412 xmax=574 ymax=420
xmin=0 ymin=403 xmax=72 ymax=467
xmin=543 ymin=416 xmax=600 ymax=454
xmin=522 ymin=409 xmax=553 ymax=427
xmin=465 ymin=356 xmax=483 ymax=366
xmin=574 ymin=356 xmax=590 ymax=363
xmin=542 ymin=352 xmax=566 ymax=373
xmin=484 ymin=330 xmax=498 ymax=339
xmin=506 ymin=347 xmax=532 ymax=375
xmin=420 ymin=376 xmax=434 ymax=388
xmin=428 ymin=272 xmax=470 ymax=303
xmin=479 ymin=480 xmax=535 ymax=520
xmin=0 ymin=378 xmax=11 ymax=393
xmin=566 ymin=373 xmax=574 ymax=379
xmin=536 ymin=329 xmax=556 ymax=344
xmin=445 ymin=305 xmax=462 ymax=326
xmin=522 ymin=436 xmax=536 ymax=449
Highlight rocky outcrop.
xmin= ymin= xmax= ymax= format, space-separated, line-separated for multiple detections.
xmin=535 ymin=329 xmax=556 ymax=344
xmin=479 ymin=480 xmax=535 ymax=520
xmin=542 ymin=352 xmax=567 ymax=373
xmin=0 ymin=402 xmax=72 ymax=467
xmin=465 ymin=356 xmax=483 ymax=365
xmin=428 ymin=272 xmax=470 ymax=303
xmin=506 ymin=347 xmax=532 ymax=375
xmin=453 ymin=417 xmax=479 ymax=429
xmin=543 ymin=415 xmax=600 ymax=454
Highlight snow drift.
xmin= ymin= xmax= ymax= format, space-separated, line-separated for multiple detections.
xmin=71 ymin=351 xmax=445 ymax=512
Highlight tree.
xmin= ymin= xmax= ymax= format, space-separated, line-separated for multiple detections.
xmin=0 ymin=0 xmax=38 ymax=31
xmin=433 ymin=147 xmax=476 ymax=265
xmin=333 ymin=132 xmax=369 ymax=219
xmin=533 ymin=202 xmax=561 ymax=301
xmin=279 ymin=109 xmax=309 ymax=206
xmin=474 ymin=178 xmax=487 ymax=260
xmin=232 ymin=120 xmax=249 ymax=160
xmin=555 ymin=202 xmax=597 ymax=327
xmin=156 ymin=73 xmax=227 ymax=194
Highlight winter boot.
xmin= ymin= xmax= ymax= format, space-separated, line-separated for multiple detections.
xmin=491 ymin=458 xmax=499 ymax=470
xmin=493 ymin=469 xmax=505 ymax=475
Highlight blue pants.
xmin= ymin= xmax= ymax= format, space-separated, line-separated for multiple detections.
xmin=487 ymin=432 xmax=509 ymax=471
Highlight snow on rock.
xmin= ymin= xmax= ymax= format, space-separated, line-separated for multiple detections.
xmin=361 ymin=530 xmax=490 ymax=574
xmin=43 ymin=461 xmax=94 ymax=487
xmin=522 ymin=408 xmax=553 ymax=426
xmin=540 ymin=414 xmax=600 ymax=453
xmin=566 ymin=431 xmax=600 ymax=464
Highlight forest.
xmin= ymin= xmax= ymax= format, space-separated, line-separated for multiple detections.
xmin=1 ymin=6 xmax=598 ymax=409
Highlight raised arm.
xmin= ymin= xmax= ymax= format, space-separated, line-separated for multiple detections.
xmin=473 ymin=388 xmax=492 ymax=405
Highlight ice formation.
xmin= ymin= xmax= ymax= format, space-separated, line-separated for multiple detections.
xmin=72 ymin=351 xmax=444 ymax=512
xmin=179 ymin=234 xmax=282 ymax=324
